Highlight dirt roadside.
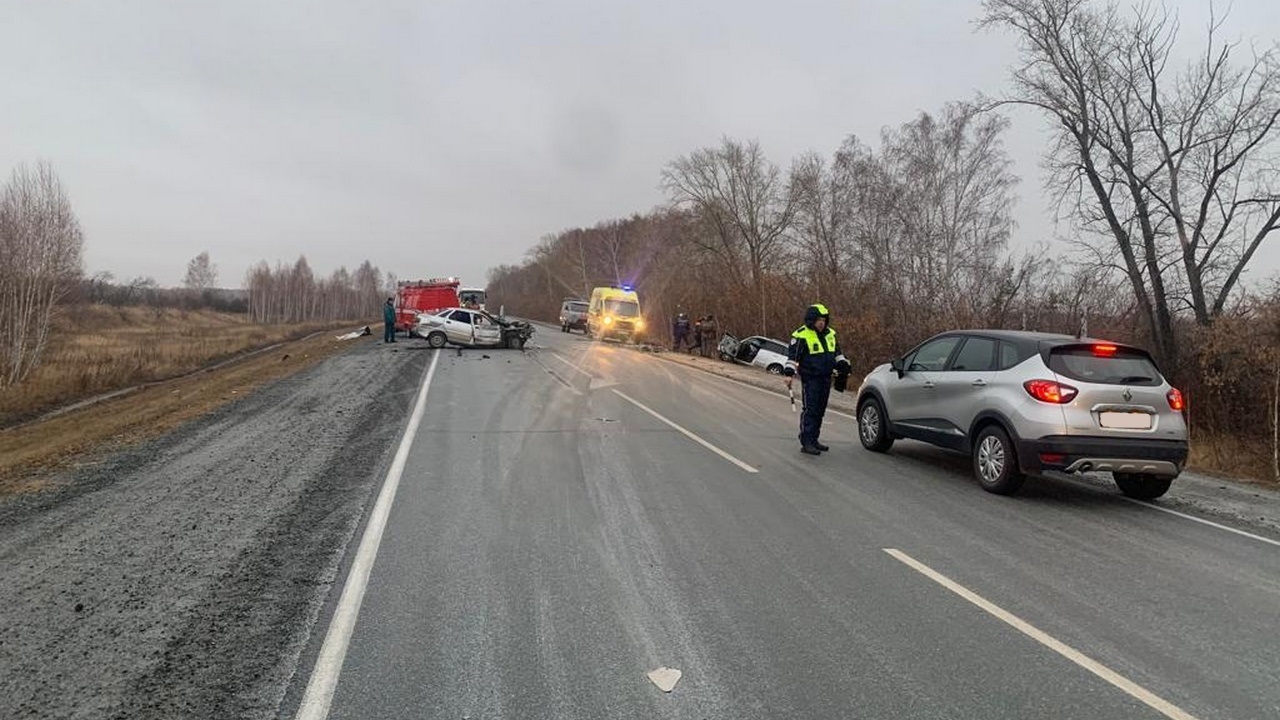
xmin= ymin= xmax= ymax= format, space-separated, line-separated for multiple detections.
xmin=0 ymin=337 xmax=432 ymax=719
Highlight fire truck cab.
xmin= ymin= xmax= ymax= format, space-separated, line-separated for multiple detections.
xmin=395 ymin=278 xmax=460 ymax=334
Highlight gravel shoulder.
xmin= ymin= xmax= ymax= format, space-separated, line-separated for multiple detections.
xmin=0 ymin=339 xmax=431 ymax=720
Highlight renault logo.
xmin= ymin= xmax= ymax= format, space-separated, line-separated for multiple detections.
xmin=1123 ymin=388 xmax=1133 ymax=402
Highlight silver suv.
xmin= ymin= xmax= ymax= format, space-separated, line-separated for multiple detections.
xmin=854 ymin=330 xmax=1189 ymax=499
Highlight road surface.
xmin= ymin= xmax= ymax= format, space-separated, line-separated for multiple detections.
xmin=286 ymin=328 xmax=1280 ymax=720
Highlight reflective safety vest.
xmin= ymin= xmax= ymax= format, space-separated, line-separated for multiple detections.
xmin=788 ymin=324 xmax=842 ymax=377
xmin=792 ymin=325 xmax=837 ymax=354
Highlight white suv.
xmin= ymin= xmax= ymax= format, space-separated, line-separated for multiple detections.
xmin=854 ymin=330 xmax=1189 ymax=499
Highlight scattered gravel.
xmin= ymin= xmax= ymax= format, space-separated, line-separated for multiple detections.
xmin=0 ymin=340 xmax=431 ymax=719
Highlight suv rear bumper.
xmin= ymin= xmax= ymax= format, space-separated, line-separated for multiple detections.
xmin=1017 ymin=436 xmax=1189 ymax=476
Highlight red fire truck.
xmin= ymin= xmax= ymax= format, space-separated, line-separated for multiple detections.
xmin=395 ymin=278 xmax=461 ymax=333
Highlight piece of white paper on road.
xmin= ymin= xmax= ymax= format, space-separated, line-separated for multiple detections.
xmin=647 ymin=667 xmax=682 ymax=693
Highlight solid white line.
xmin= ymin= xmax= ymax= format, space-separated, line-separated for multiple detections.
xmin=296 ymin=350 xmax=442 ymax=720
xmin=612 ymin=389 xmax=759 ymax=473
xmin=1120 ymin=497 xmax=1280 ymax=549
xmin=545 ymin=349 xmax=594 ymax=377
xmin=883 ymin=548 xmax=1200 ymax=720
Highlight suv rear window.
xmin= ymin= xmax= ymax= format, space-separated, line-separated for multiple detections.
xmin=565 ymin=302 xmax=587 ymax=312
xmin=1048 ymin=346 xmax=1162 ymax=386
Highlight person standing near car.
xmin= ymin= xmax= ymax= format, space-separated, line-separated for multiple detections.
xmin=700 ymin=315 xmax=718 ymax=357
xmin=690 ymin=316 xmax=704 ymax=355
xmin=383 ymin=297 xmax=397 ymax=344
xmin=783 ymin=303 xmax=850 ymax=455
xmin=672 ymin=312 xmax=690 ymax=351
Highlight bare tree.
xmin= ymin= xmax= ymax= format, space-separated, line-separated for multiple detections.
xmin=790 ymin=151 xmax=854 ymax=302
xmin=292 ymin=256 xmax=315 ymax=322
xmin=0 ymin=162 xmax=84 ymax=387
xmin=183 ymin=251 xmax=218 ymax=291
xmin=244 ymin=262 xmax=272 ymax=323
xmin=352 ymin=260 xmax=383 ymax=317
xmin=84 ymin=270 xmax=115 ymax=304
xmin=662 ymin=137 xmax=798 ymax=332
xmin=596 ymin=219 xmax=628 ymax=286
xmin=981 ymin=0 xmax=1280 ymax=366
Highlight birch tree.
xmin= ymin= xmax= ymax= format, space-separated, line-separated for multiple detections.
xmin=0 ymin=162 xmax=84 ymax=387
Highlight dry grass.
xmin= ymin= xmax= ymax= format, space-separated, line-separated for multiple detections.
xmin=0 ymin=304 xmax=361 ymax=428
xmin=0 ymin=329 xmax=361 ymax=488
xmin=1189 ymin=434 xmax=1278 ymax=485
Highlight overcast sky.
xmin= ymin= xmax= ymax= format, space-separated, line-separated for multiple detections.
xmin=2 ymin=0 xmax=1277 ymax=290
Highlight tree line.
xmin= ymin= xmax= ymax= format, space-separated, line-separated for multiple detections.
xmin=66 ymin=253 xmax=393 ymax=325
xmin=489 ymin=0 xmax=1280 ymax=480
xmin=244 ymin=257 xmax=392 ymax=325
xmin=0 ymin=155 xmax=393 ymax=390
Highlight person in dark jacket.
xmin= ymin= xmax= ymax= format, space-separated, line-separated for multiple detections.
xmin=672 ymin=312 xmax=690 ymax=351
xmin=383 ymin=298 xmax=397 ymax=343
xmin=699 ymin=315 xmax=718 ymax=357
xmin=783 ymin=303 xmax=850 ymax=455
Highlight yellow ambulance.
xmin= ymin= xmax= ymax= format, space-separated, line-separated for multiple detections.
xmin=586 ymin=285 xmax=646 ymax=342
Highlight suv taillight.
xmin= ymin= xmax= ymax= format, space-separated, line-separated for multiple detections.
xmin=1024 ymin=379 xmax=1078 ymax=404
xmin=1167 ymin=388 xmax=1185 ymax=412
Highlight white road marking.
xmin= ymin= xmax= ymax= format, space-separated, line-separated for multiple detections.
xmin=646 ymin=666 xmax=682 ymax=693
xmin=545 ymin=349 xmax=594 ymax=377
xmin=1120 ymin=497 xmax=1280 ymax=549
xmin=542 ymin=349 xmax=620 ymax=393
xmin=883 ymin=548 xmax=1201 ymax=720
xmin=612 ymin=389 xmax=759 ymax=473
xmin=667 ymin=363 xmax=857 ymax=420
xmin=296 ymin=350 xmax=442 ymax=720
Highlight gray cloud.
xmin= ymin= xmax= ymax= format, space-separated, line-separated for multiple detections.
xmin=1 ymin=0 xmax=1276 ymax=289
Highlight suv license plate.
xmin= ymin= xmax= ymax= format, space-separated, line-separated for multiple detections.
xmin=1099 ymin=411 xmax=1152 ymax=429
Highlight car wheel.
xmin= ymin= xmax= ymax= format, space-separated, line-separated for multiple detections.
xmin=1113 ymin=473 xmax=1174 ymax=500
xmin=972 ymin=425 xmax=1025 ymax=495
xmin=857 ymin=398 xmax=894 ymax=453
xmin=426 ymin=332 xmax=447 ymax=349
xmin=719 ymin=352 xmax=732 ymax=362
xmin=766 ymin=364 xmax=783 ymax=375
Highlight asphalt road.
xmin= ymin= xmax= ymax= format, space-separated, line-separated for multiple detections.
xmin=287 ymin=329 xmax=1280 ymax=720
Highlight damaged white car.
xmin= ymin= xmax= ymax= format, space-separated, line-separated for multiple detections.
xmin=413 ymin=307 xmax=535 ymax=350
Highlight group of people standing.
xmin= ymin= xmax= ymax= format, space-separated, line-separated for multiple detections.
xmin=671 ymin=312 xmax=717 ymax=356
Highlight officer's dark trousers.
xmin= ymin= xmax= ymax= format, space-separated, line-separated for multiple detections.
xmin=384 ymin=321 xmax=396 ymax=343
xmin=799 ymin=374 xmax=832 ymax=447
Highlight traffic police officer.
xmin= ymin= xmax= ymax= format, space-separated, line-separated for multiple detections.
xmin=783 ymin=303 xmax=850 ymax=455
